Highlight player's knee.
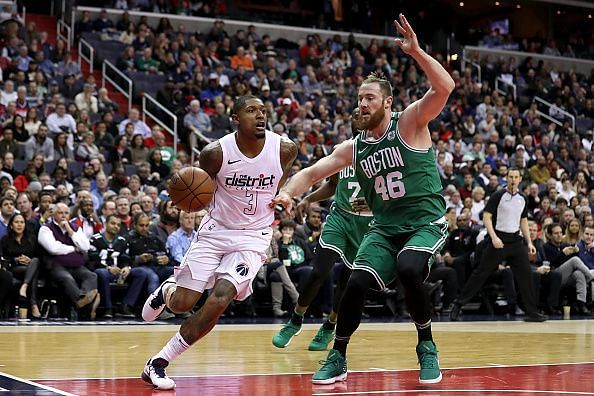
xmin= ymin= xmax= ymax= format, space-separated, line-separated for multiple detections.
xmin=169 ymin=293 xmax=196 ymax=314
xmin=397 ymin=250 xmax=431 ymax=282
xmin=346 ymin=270 xmax=374 ymax=294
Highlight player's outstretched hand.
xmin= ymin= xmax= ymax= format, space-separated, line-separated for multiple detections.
xmin=394 ymin=13 xmax=420 ymax=55
xmin=271 ymin=191 xmax=293 ymax=215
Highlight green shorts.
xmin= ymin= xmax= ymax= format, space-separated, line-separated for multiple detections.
xmin=318 ymin=207 xmax=372 ymax=269
xmin=353 ymin=218 xmax=449 ymax=290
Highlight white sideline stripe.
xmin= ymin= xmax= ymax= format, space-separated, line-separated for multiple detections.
xmin=30 ymin=361 xmax=594 ymax=381
xmin=0 ymin=371 xmax=76 ymax=396
xmin=312 ymin=390 xmax=594 ymax=395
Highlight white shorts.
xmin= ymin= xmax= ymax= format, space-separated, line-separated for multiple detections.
xmin=175 ymin=215 xmax=271 ymax=301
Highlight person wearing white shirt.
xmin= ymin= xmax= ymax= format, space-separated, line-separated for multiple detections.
xmin=37 ymin=202 xmax=99 ymax=317
xmin=46 ymin=103 xmax=77 ymax=149
xmin=118 ymin=108 xmax=151 ymax=138
xmin=1 ymin=80 xmax=17 ymax=106
xmin=74 ymin=83 xmax=98 ymax=114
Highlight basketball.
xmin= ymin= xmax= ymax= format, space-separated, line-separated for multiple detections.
xmin=168 ymin=167 xmax=214 ymax=212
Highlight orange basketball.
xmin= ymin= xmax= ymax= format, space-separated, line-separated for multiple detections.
xmin=167 ymin=167 xmax=214 ymax=212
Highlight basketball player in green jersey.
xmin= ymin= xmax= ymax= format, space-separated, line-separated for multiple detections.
xmin=272 ymin=14 xmax=454 ymax=385
xmin=272 ymin=108 xmax=372 ymax=351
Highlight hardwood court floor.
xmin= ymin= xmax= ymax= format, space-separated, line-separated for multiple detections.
xmin=0 ymin=319 xmax=593 ymax=395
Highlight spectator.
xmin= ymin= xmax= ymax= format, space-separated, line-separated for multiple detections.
xmin=211 ymin=102 xmax=233 ymax=139
xmin=136 ymin=47 xmax=159 ymax=74
xmin=0 ymin=130 xmax=20 ymax=162
xmin=166 ymin=210 xmax=196 ymax=266
xmin=148 ymin=131 xmax=175 ymax=168
xmin=97 ymin=88 xmax=119 ymax=115
xmin=74 ymin=83 xmax=98 ymax=114
xmin=88 ymin=215 xmax=147 ymax=319
xmin=543 ymin=223 xmax=594 ymax=315
xmin=149 ymin=199 xmax=179 ymax=245
xmin=75 ymin=132 xmax=104 ymax=162
xmin=11 ymin=114 xmax=29 ymax=143
xmin=295 ymin=207 xmax=323 ymax=253
xmin=46 ymin=103 xmax=76 ymax=142
xmin=127 ymin=212 xmax=173 ymax=295
xmin=25 ymin=124 xmax=55 ymax=162
xmin=38 ymin=202 xmax=99 ymax=319
xmin=0 ymin=197 xmax=16 ymax=239
xmin=1 ymin=213 xmax=41 ymax=318
xmin=230 ymin=46 xmax=254 ymax=71
xmin=577 ymin=226 xmax=594 ymax=271
xmin=24 ymin=107 xmax=41 ymax=136
xmin=184 ymin=99 xmax=212 ymax=147
xmin=69 ymin=197 xmax=102 ymax=239
xmin=118 ymin=109 xmax=151 ymax=138
xmin=442 ymin=213 xmax=479 ymax=289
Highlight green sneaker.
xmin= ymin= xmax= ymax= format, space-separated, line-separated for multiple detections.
xmin=312 ymin=349 xmax=347 ymax=384
xmin=272 ymin=321 xmax=302 ymax=348
xmin=308 ymin=325 xmax=335 ymax=351
xmin=416 ymin=341 xmax=442 ymax=384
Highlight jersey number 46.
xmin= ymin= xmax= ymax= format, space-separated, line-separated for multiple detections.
xmin=375 ymin=171 xmax=405 ymax=201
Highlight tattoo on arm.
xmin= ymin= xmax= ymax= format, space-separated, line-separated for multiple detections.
xmin=199 ymin=141 xmax=223 ymax=179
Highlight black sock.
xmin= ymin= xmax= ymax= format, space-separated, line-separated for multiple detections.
xmin=332 ymin=336 xmax=349 ymax=357
xmin=291 ymin=309 xmax=304 ymax=326
xmin=416 ymin=320 xmax=433 ymax=343
xmin=322 ymin=319 xmax=336 ymax=331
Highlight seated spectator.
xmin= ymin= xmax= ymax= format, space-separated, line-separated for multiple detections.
xmin=184 ymin=99 xmax=212 ymax=147
xmin=74 ymin=83 xmax=98 ymax=114
xmin=1 ymin=151 xmax=19 ymax=180
xmin=11 ymin=114 xmax=29 ymax=143
xmin=1 ymin=213 xmax=40 ymax=318
xmin=211 ymin=102 xmax=233 ymax=139
xmin=127 ymin=212 xmax=173 ymax=295
xmin=38 ymin=202 xmax=99 ymax=319
xmin=135 ymin=47 xmax=159 ymax=74
xmin=1 ymin=80 xmax=17 ymax=106
xmin=578 ymin=226 xmax=594 ymax=271
xmin=230 ymin=46 xmax=254 ymax=70
xmin=148 ymin=149 xmax=170 ymax=181
xmin=543 ymin=223 xmax=594 ymax=315
xmin=24 ymin=124 xmax=54 ymax=162
xmin=116 ymin=46 xmax=137 ymax=73
xmin=0 ymin=197 xmax=16 ymax=239
xmin=88 ymin=215 xmax=147 ymax=319
xmin=0 ymin=128 xmax=20 ymax=160
xmin=70 ymin=197 xmax=102 ymax=239
xmin=149 ymin=199 xmax=179 ymax=245
xmin=24 ymin=107 xmax=41 ymax=136
xmin=118 ymin=108 xmax=151 ymax=138
xmin=115 ymin=195 xmax=132 ymax=234
xmin=528 ymin=220 xmax=562 ymax=314
xmin=166 ymin=210 xmax=195 ymax=266
xmin=148 ymin=131 xmax=175 ymax=168
xmin=139 ymin=195 xmax=159 ymax=224
xmin=97 ymin=88 xmax=119 ymax=115
xmin=442 ymin=213 xmax=478 ymax=288
xmin=76 ymin=132 xmax=104 ymax=163
xmin=46 ymin=103 xmax=76 ymax=141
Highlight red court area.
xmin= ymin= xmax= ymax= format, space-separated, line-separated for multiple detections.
xmin=37 ymin=363 xmax=594 ymax=395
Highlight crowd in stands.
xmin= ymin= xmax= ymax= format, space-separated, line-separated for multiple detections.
xmin=0 ymin=5 xmax=593 ymax=321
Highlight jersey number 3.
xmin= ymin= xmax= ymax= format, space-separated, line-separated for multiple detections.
xmin=374 ymin=171 xmax=405 ymax=200
xmin=244 ymin=191 xmax=258 ymax=215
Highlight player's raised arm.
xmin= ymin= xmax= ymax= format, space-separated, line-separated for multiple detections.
xmin=198 ymin=141 xmax=223 ymax=179
xmin=395 ymin=13 xmax=454 ymax=129
xmin=272 ymin=139 xmax=354 ymax=213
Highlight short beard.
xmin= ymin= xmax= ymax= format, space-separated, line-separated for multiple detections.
xmin=255 ymin=131 xmax=266 ymax=139
xmin=362 ymin=102 xmax=386 ymax=130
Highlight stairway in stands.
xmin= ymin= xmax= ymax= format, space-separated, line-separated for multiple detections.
xmin=26 ymin=13 xmax=131 ymax=117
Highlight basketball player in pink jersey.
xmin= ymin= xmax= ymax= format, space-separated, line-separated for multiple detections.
xmin=141 ymin=95 xmax=297 ymax=390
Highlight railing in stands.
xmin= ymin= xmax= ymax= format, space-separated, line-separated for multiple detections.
xmin=534 ymin=96 xmax=576 ymax=132
xmin=495 ymin=77 xmax=517 ymax=101
xmin=102 ymin=60 xmax=132 ymax=114
xmin=461 ymin=57 xmax=482 ymax=83
xmin=462 ymin=45 xmax=594 ymax=75
xmin=78 ymin=38 xmax=94 ymax=74
xmin=142 ymin=94 xmax=178 ymax=154
xmin=57 ymin=19 xmax=71 ymax=51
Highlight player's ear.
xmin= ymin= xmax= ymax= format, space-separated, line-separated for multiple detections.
xmin=385 ymin=96 xmax=393 ymax=109
xmin=231 ymin=113 xmax=239 ymax=125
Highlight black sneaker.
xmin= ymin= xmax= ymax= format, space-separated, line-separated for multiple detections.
xmin=116 ymin=304 xmax=136 ymax=319
xmin=449 ymin=303 xmax=462 ymax=321
xmin=524 ymin=312 xmax=548 ymax=322
xmin=103 ymin=308 xmax=113 ymax=319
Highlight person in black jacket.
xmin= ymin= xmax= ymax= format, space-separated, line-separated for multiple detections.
xmin=127 ymin=212 xmax=173 ymax=294
xmin=88 ymin=215 xmax=148 ymax=319
xmin=542 ymin=223 xmax=593 ymax=315
xmin=442 ymin=212 xmax=479 ymax=287
xmin=1 ymin=213 xmax=41 ymax=318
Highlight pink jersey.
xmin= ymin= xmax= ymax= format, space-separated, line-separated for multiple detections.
xmin=207 ymin=131 xmax=283 ymax=230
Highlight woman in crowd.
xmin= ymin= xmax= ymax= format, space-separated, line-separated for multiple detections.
xmin=1 ymin=213 xmax=41 ymax=318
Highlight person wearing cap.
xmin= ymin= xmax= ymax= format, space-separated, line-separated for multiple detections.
xmin=199 ymin=73 xmax=223 ymax=103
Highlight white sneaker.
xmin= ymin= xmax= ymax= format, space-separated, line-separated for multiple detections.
xmin=142 ymin=358 xmax=176 ymax=390
xmin=142 ymin=277 xmax=176 ymax=322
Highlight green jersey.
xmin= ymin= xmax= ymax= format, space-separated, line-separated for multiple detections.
xmin=333 ymin=165 xmax=370 ymax=215
xmin=353 ymin=112 xmax=445 ymax=234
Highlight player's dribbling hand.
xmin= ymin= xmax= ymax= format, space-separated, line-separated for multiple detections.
xmin=393 ymin=13 xmax=420 ymax=55
xmin=270 ymin=191 xmax=293 ymax=214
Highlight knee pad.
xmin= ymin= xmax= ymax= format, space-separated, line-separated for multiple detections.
xmin=347 ymin=270 xmax=374 ymax=294
xmin=397 ymin=250 xmax=432 ymax=281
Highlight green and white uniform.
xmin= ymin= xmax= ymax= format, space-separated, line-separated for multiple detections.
xmin=318 ymin=163 xmax=373 ymax=268
xmin=352 ymin=112 xmax=448 ymax=289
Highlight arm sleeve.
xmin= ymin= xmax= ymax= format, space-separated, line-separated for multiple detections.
xmin=520 ymin=194 xmax=529 ymax=219
xmin=38 ymin=226 xmax=76 ymax=255
xmin=483 ymin=190 xmax=502 ymax=215
xmin=71 ymin=229 xmax=90 ymax=253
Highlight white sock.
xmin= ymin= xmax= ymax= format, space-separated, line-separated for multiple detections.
xmin=153 ymin=331 xmax=190 ymax=363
